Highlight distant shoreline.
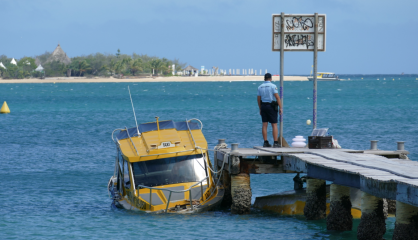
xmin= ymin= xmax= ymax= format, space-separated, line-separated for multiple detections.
xmin=0 ymin=75 xmax=308 ymax=83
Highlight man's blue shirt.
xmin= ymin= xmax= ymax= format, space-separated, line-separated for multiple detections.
xmin=257 ymin=81 xmax=278 ymax=103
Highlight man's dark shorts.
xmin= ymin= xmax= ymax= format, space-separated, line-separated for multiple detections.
xmin=261 ymin=102 xmax=278 ymax=123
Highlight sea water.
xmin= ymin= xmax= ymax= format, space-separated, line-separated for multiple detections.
xmin=0 ymin=75 xmax=417 ymax=239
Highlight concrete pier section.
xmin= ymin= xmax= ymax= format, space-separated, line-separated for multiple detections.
xmin=357 ymin=192 xmax=386 ymax=240
xmin=231 ymin=174 xmax=252 ymax=214
xmin=214 ymin=139 xmax=418 ymax=238
xmin=393 ymin=201 xmax=418 ymax=240
xmin=327 ymin=184 xmax=353 ymax=231
xmin=304 ymin=179 xmax=326 ymax=220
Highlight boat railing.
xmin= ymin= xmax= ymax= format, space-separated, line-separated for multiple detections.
xmin=136 ymin=176 xmax=209 ymax=213
xmin=111 ymin=128 xmax=125 ymax=145
xmin=125 ymin=127 xmax=139 ymax=155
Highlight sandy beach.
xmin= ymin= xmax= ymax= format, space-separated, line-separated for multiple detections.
xmin=0 ymin=75 xmax=308 ymax=83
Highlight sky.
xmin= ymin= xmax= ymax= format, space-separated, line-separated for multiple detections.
xmin=1 ymin=0 xmax=417 ymax=74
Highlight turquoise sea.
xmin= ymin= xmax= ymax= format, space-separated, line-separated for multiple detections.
xmin=1 ymin=75 xmax=417 ymax=239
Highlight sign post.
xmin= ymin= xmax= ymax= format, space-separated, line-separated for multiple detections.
xmin=272 ymin=13 xmax=326 ymax=141
xmin=279 ymin=12 xmax=284 ymax=146
xmin=313 ymin=13 xmax=318 ymax=130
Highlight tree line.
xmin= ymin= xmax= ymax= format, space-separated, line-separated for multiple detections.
xmin=0 ymin=50 xmax=186 ymax=79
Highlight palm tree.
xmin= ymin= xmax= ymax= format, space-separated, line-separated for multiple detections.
xmin=127 ymin=58 xmax=143 ymax=75
xmin=78 ymin=60 xmax=91 ymax=76
xmin=103 ymin=59 xmax=123 ymax=76
xmin=104 ymin=59 xmax=117 ymax=76
xmin=150 ymin=59 xmax=167 ymax=75
xmin=115 ymin=60 xmax=124 ymax=75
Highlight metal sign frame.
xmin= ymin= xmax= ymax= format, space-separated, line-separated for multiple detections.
xmin=272 ymin=14 xmax=326 ymax=52
xmin=272 ymin=13 xmax=326 ymax=146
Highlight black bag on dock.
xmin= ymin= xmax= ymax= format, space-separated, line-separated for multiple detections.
xmin=308 ymin=136 xmax=333 ymax=149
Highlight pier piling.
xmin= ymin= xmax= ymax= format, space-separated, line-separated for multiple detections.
xmin=357 ymin=192 xmax=386 ymax=240
xmin=393 ymin=201 xmax=418 ymax=240
xmin=304 ymin=178 xmax=326 ymax=220
xmin=231 ymin=173 xmax=251 ymax=214
xmin=327 ymin=184 xmax=353 ymax=231
xmin=387 ymin=199 xmax=396 ymax=214
xmin=221 ymin=170 xmax=232 ymax=207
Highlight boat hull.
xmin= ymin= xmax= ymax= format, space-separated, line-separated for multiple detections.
xmin=109 ymin=178 xmax=224 ymax=214
xmin=308 ymin=77 xmax=340 ymax=81
xmin=254 ymin=185 xmax=362 ymax=218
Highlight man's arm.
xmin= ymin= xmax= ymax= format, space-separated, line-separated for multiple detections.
xmin=257 ymin=96 xmax=262 ymax=115
xmin=274 ymin=93 xmax=283 ymax=115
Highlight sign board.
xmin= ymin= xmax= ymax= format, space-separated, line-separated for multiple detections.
xmin=159 ymin=141 xmax=175 ymax=149
xmin=272 ymin=14 xmax=326 ymax=51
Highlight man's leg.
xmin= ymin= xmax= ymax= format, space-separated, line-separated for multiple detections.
xmin=271 ymin=123 xmax=278 ymax=141
xmin=262 ymin=122 xmax=268 ymax=141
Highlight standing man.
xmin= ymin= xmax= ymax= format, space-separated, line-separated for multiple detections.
xmin=257 ymin=73 xmax=283 ymax=147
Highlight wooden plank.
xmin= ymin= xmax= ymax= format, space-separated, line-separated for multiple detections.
xmin=307 ymin=150 xmax=418 ymax=179
xmin=363 ymin=150 xmax=409 ymax=155
xmin=396 ymin=179 xmax=418 ymax=185
xmin=217 ymin=148 xmax=279 ymax=157
xmin=363 ymin=175 xmax=406 ymax=181
xmin=291 ymin=153 xmax=407 ymax=180
xmin=253 ymin=147 xmax=306 ymax=154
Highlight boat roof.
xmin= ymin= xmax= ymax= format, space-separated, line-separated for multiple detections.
xmin=115 ymin=120 xmax=207 ymax=162
xmin=318 ymin=72 xmax=335 ymax=74
xmin=116 ymin=120 xmax=200 ymax=139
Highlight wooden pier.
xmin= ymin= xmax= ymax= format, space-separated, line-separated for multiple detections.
xmin=214 ymin=140 xmax=417 ymax=239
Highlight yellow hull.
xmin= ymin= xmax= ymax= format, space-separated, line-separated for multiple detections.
xmin=259 ymin=200 xmax=362 ymax=219
xmin=254 ymin=186 xmax=362 ymax=218
xmin=109 ymin=177 xmax=224 ymax=214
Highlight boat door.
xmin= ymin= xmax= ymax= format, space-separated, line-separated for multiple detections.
xmin=115 ymin=148 xmax=130 ymax=196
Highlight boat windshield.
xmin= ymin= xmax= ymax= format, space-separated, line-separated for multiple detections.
xmin=322 ymin=74 xmax=335 ymax=78
xmin=132 ymin=154 xmax=208 ymax=187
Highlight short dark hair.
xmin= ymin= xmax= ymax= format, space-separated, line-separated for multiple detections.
xmin=264 ymin=73 xmax=272 ymax=80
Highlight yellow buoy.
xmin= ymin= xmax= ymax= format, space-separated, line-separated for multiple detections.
xmin=0 ymin=101 xmax=10 ymax=114
xmin=306 ymin=119 xmax=311 ymax=125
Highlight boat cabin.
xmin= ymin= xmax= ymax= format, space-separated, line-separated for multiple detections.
xmin=109 ymin=120 xmax=221 ymax=213
xmin=317 ymin=72 xmax=336 ymax=78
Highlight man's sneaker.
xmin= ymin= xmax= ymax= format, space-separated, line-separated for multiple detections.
xmin=273 ymin=142 xmax=280 ymax=148
xmin=263 ymin=141 xmax=271 ymax=147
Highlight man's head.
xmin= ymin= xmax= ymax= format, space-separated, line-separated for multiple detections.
xmin=264 ymin=73 xmax=272 ymax=81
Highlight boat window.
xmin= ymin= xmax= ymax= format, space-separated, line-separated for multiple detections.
xmin=117 ymin=159 xmax=123 ymax=192
xmin=132 ymin=154 xmax=207 ymax=187
xmin=123 ymin=159 xmax=130 ymax=189
xmin=118 ymin=150 xmax=124 ymax=172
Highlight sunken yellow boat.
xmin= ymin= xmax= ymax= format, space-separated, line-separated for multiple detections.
xmin=108 ymin=118 xmax=224 ymax=213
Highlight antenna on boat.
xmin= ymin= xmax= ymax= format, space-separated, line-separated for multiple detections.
xmin=128 ymin=86 xmax=140 ymax=136
xmin=155 ymin=116 xmax=161 ymax=144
